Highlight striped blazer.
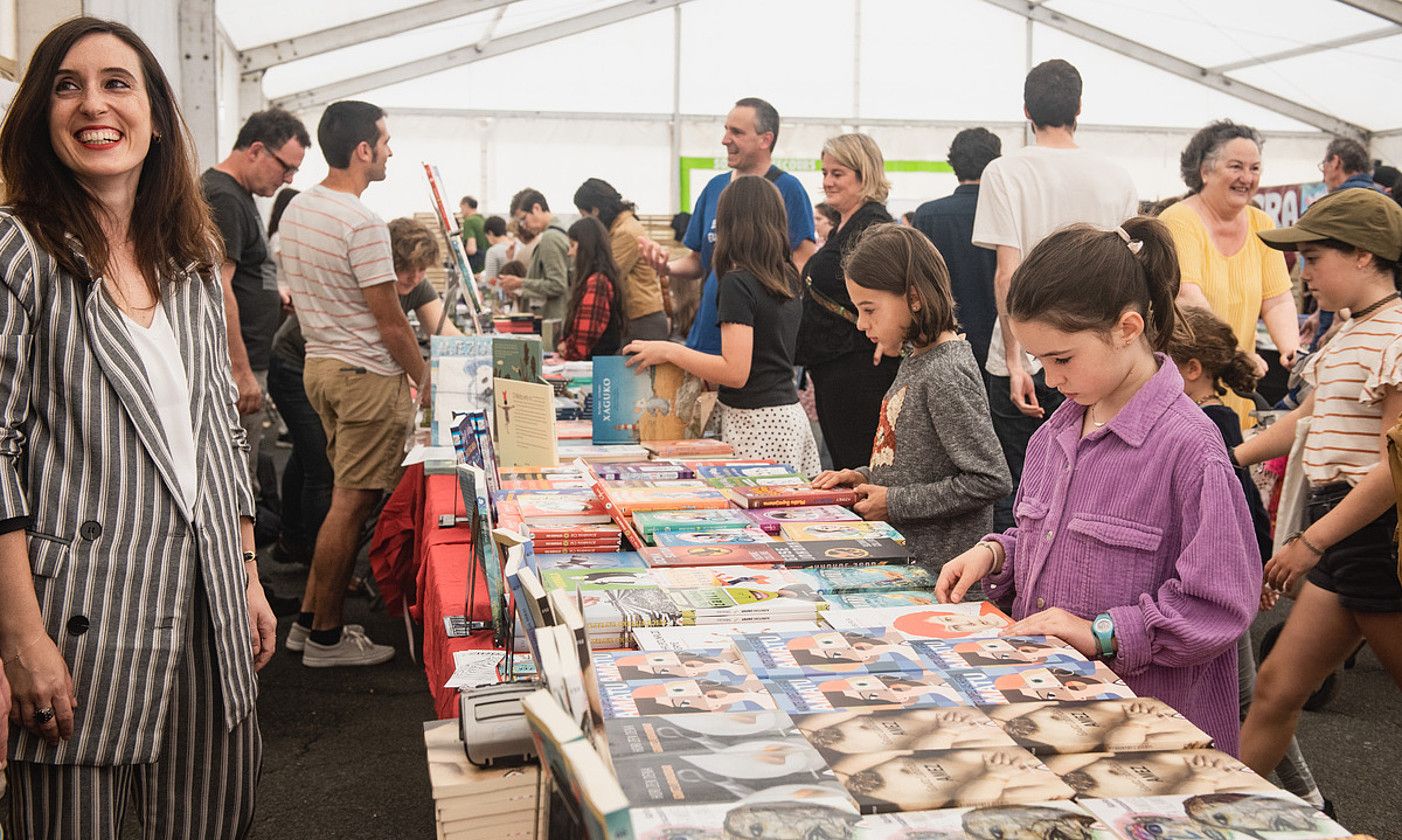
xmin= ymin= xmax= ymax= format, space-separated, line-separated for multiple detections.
xmin=0 ymin=211 xmax=258 ymax=765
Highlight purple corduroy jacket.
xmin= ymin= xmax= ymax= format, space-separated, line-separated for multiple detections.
xmin=984 ymin=356 xmax=1261 ymax=755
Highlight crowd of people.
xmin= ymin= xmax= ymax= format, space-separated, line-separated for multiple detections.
xmin=0 ymin=13 xmax=1400 ymax=839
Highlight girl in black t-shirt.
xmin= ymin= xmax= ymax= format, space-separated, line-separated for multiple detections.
xmin=624 ymin=176 xmax=819 ymax=473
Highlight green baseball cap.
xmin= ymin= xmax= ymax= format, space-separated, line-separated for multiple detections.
xmin=1257 ymin=188 xmax=1402 ymax=262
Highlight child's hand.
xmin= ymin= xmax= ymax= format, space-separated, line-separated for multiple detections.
xmin=853 ymin=484 xmax=888 ymax=520
xmin=935 ymin=544 xmax=998 ymax=604
xmin=1259 ymin=584 xmax=1281 ymax=612
xmin=1264 ymin=537 xmax=1323 ymax=593
xmin=1003 ymin=607 xmax=1097 ymax=659
xmin=812 ymin=469 xmax=864 ymax=489
xmin=622 ymin=341 xmax=674 ymax=371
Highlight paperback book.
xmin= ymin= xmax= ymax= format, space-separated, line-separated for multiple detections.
xmin=629 ymin=802 xmax=861 ymax=840
xmin=632 ymin=508 xmax=756 ymax=538
xmin=647 ymin=565 xmax=792 ymax=590
xmin=791 ymin=707 xmax=1016 ymax=754
xmin=761 ymin=673 xmax=966 ymax=714
xmin=821 ymin=591 xmax=938 ymax=609
xmin=723 ymin=486 xmax=859 ymax=509
xmin=822 ymin=603 xmax=1015 ymax=640
xmin=596 ymin=672 xmax=777 ymax=718
xmin=640 ymin=543 xmax=789 ymax=568
xmin=604 ymin=710 xmax=799 ymax=757
xmin=493 ymin=377 xmax=558 ymax=468
xmin=734 ymin=629 xmax=927 ymax=679
xmin=829 ymin=746 xmax=1075 ymax=815
xmin=429 ymin=335 xmax=493 ymax=446
xmin=592 ymin=356 xmax=692 ymax=443
xmin=652 ymin=526 xmax=774 ymax=547
xmin=853 ymin=800 xmax=1109 ymax=839
xmin=742 ymin=505 xmax=863 ymax=534
xmin=702 ymin=474 xmax=808 ymax=489
xmin=780 ymin=521 xmax=906 ymax=544
xmin=1078 ymin=792 xmax=1350 ymax=840
xmin=942 ymin=661 xmax=1135 ymax=706
xmin=786 ymin=565 xmax=935 ymax=593
xmin=612 ymin=743 xmax=848 ymax=806
xmin=769 ymin=539 xmax=912 ymax=568
xmin=694 ymin=463 xmax=797 ymax=479
xmin=1042 ymin=750 xmax=1279 ymax=799
xmin=529 ymin=551 xmax=647 ymax=573
xmin=631 ymin=622 xmax=821 ymax=652
xmin=986 ymin=698 xmax=1214 ymax=756
xmin=492 ymin=335 xmax=544 ymax=384
xmin=644 ymin=439 xmax=734 ymax=459
xmin=595 ymin=461 xmax=695 ymax=481
xmin=591 ymin=648 xmax=753 ymax=684
xmin=667 ymin=587 xmax=826 ymax=624
xmin=599 ymin=485 xmax=731 ymax=514
xmin=912 ymin=635 xmax=1087 ymax=672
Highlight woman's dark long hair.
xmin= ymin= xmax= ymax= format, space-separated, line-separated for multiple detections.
xmin=713 ymin=176 xmax=799 ymax=300
xmin=0 ymin=17 xmax=217 ymax=293
xmin=268 ymin=187 xmax=300 ymax=238
xmin=573 ymin=177 xmax=635 ymax=231
xmin=564 ymin=217 xmax=623 ymax=345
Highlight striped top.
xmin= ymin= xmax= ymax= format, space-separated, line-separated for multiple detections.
xmin=1300 ymin=298 xmax=1402 ymax=487
xmin=279 ymin=184 xmax=400 ymax=374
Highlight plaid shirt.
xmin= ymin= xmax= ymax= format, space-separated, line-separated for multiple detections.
xmin=563 ymin=272 xmax=618 ymax=361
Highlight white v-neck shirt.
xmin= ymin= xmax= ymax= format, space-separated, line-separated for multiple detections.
xmin=120 ymin=303 xmax=199 ymax=519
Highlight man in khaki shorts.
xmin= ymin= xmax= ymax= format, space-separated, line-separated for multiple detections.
xmin=278 ymin=100 xmax=428 ymax=667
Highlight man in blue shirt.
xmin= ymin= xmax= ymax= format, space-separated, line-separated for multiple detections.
xmin=642 ymin=97 xmax=816 ymax=355
xmin=1305 ymin=138 xmax=1385 ymax=350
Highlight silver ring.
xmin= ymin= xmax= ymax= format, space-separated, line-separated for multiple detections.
xmin=33 ymin=706 xmax=55 ymax=725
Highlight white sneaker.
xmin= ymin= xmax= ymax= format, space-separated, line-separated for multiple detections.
xmin=302 ymin=626 xmax=395 ymax=667
xmin=285 ymin=622 xmax=365 ymax=653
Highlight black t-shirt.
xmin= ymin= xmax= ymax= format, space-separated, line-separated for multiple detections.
xmin=795 ymin=200 xmax=892 ymax=367
xmin=202 ymin=168 xmax=279 ymax=370
xmin=1203 ymin=403 xmax=1273 ymax=564
xmin=715 ymin=269 xmax=801 ymax=409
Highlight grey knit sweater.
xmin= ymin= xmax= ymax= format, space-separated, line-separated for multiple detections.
xmin=856 ymin=339 xmax=1011 ymax=571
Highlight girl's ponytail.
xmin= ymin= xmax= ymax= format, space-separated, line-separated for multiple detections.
xmin=1121 ymin=215 xmax=1182 ymax=352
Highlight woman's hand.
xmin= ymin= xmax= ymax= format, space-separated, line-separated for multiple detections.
xmin=622 ymin=340 xmax=674 ymax=371
xmin=811 ymin=469 xmax=864 ymax=489
xmin=4 ymin=633 xmax=77 ymax=745
xmin=1264 ymin=536 xmax=1322 ymax=594
xmin=853 ymin=484 xmax=889 ymax=520
xmin=637 ymin=237 xmax=672 ymax=277
xmin=246 ymin=580 xmax=277 ymax=671
xmin=1002 ymin=607 xmax=1097 ymax=659
xmin=935 ymin=544 xmax=998 ymax=604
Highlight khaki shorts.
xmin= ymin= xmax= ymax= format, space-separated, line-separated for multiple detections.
xmin=303 ymin=356 xmax=414 ymax=491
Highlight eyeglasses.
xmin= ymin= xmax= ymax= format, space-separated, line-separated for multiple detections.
xmin=263 ymin=144 xmax=299 ymax=177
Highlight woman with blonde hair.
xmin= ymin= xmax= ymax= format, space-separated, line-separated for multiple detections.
xmin=795 ymin=133 xmax=899 ymax=470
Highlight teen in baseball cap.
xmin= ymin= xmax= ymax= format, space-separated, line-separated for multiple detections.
xmin=1257 ymin=187 xmax=1402 ymax=263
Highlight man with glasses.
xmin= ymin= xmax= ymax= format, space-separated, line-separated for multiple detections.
xmin=203 ymin=108 xmax=311 ymax=491
xmin=1319 ymin=137 xmax=1376 ymax=193
xmin=498 ymin=188 xmax=570 ymax=321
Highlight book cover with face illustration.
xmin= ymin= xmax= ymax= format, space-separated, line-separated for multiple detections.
xmin=830 ymin=746 xmax=1075 ymax=815
xmin=855 ymin=800 xmax=1113 ymax=839
xmin=667 ymin=586 xmax=826 ymax=620
xmin=742 ymin=504 xmax=863 ymax=534
xmin=1079 ymin=792 xmax=1351 ymax=839
xmin=823 ymin=603 xmax=1015 ymax=640
xmin=793 ymin=707 xmax=1017 ymax=755
xmin=1044 ymin=750 xmax=1278 ymax=800
xmin=734 ymin=629 xmax=927 ymax=679
xmin=629 ymin=800 xmax=862 ymax=840
xmin=986 ymin=698 xmax=1213 ymax=756
xmin=631 ymin=622 xmax=821 ymax=652
xmin=613 ymin=741 xmax=848 ymax=806
xmin=762 ymin=672 xmax=965 ymax=714
xmin=912 ymin=635 xmax=1087 ymax=672
xmin=597 ymin=673 xmax=777 ymax=718
xmin=943 ymin=661 xmax=1136 ymax=706
xmin=591 ymin=648 xmax=753 ymax=685
xmin=605 ymin=709 xmax=799 ymax=756
xmin=780 ymin=521 xmax=907 ymax=544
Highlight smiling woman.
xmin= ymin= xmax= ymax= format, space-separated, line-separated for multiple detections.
xmin=0 ymin=17 xmax=269 ymax=839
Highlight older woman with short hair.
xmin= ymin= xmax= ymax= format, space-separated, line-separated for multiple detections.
xmin=1160 ymin=120 xmax=1300 ymax=427
xmin=795 ymin=133 xmax=899 ymax=470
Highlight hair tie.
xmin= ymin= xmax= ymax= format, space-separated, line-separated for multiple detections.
xmin=1114 ymin=226 xmax=1144 ymax=255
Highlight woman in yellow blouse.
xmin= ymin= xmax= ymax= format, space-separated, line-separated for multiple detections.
xmin=1160 ymin=120 xmax=1299 ymax=427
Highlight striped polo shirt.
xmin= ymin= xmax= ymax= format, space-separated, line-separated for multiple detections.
xmin=1302 ymin=297 xmax=1402 ymax=486
xmin=279 ymin=184 xmax=400 ymax=374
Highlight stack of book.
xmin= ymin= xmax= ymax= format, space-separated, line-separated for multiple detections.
xmin=422 ymin=719 xmax=538 ymax=840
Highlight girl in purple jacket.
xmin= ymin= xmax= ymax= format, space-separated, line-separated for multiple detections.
xmin=936 ymin=217 xmax=1261 ymax=755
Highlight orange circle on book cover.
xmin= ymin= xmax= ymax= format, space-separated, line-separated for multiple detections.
xmin=824 ymin=547 xmax=871 ymax=559
xmin=685 ymin=547 xmax=730 ymax=556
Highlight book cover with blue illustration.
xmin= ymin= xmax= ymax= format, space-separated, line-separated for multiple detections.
xmin=592 ymin=356 xmax=692 ymax=444
xmin=734 ymin=629 xmax=926 ymax=679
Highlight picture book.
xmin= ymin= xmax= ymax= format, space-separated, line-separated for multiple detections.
xmin=652 ymin=526 xmax=774 ymax=547
xmin=830 ymin=746 xmax=1075 ymax=815
xmin=492 ymin=335 xmax=544 ymax=384
xmin=780 ymin=521 xmax=906 ymax=544
xmin=667 ymin=587 xmax=826 ymax=625
xmin=821 ymin=591 xmax=938 ymax=609
xmin=553 ymin=442 xmax=651 ymax=463
xmin=612 ymin=743 xmax=848 ymax=806
xmin=558 ymin=738 xmax=634 ymax=840
xmin=822 ymin=603 xmax=1015 ymax=640
xmin=591 ymin=648 xmax=752 ymax=684
xmin=540 ymin=568 xmax=656 ymax=593
xmin=761 ymin=672 xmax=965 ymax=714
xmin=644 ymin=439 xmax=734 ymax=459
xmin=631 ymin=622 xmax=821 ymax=652
xmin=943 ymin=661 xmax=1136 ymax=706
xmin=791 ymin=707 xmax=1016 ymax=755
xmin=853 ymin=800 xmax=1109 ymax=839
xmin=986 ymin=698 xmax=1214 ymax=756
xmin=695 ymin=463 xmax=797 ymax=479
xmin=493 ymin=377 xmax=558 ymax=467
xmin=530 ymin=551 xmax=646 ymax=573
xmin=723 ymin=486 xmax=859 ymax=509
xmin=540 ymin=624 xmax=591 ymax=731
xmin=1078 ymin=792 xmax=1350 ymax=840
xmin=603 ymin=478 xmax=709 ymax=489
xmin=640 ymin=543 xmax=789 ymax=568
xmin=702 ymin=474 xmax=808 ymax=489
xmin=596 ymin=673 xmax=777 ymax=718
xmin=595 ymin=461 xmax=695 ymax=480
xmin=1043 ymin=750 xmax=1279 ymax=799
xmin=497 ymin=478 xmax=594 ymax=491
xmin=742 ymin=504 xmax=862 ymax=534
xmin=912 ymin=635 xmax=1087 ymax=672
xmin=769 ymin=539 xmax=912 ymax=568
xmin=629 ymin=802 xmax=862 ymax=840
xmin=785 ymin=565 xmax=936 ymax=593
xmin=734 ymin=629 xmax=927 ymax=679
xmin=575 ymin=587 xmax=683 ymax=649
xmin=632 ymin=508 xmax=754 ymax=538
xmin=599 ymin=485 xmax=731 ymax=514
xmin=647 ymin=565 xmax=792 ymax=590
xmin=604 ymin=709 xmax=800 ymax=757
xmin=592 ymin=356 xmax=693 ymax=444
xmin=429 ymin=335 xmax=494 ymax=446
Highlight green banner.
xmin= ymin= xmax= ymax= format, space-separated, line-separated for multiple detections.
xmin=678 ymin=156 xmax=953 ymax=211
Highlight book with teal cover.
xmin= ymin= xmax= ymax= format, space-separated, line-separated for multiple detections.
xmin=492 ymin=335 xmax=544 ymax=383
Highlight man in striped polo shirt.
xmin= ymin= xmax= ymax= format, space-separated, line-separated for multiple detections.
xmin=279 ymin=101 xmax=428 ymax=667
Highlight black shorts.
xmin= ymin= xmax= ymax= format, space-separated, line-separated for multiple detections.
xmin=1305 ymin=482 xmax=1402 ymax=613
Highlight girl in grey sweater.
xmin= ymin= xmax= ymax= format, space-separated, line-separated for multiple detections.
xmin=811 ymin=224 xmax=1011 ymax=571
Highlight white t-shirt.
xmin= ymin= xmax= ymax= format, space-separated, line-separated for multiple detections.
xmin=121 ymin=303 xmax=199 ymax=519
xmin=972 ymin=144 xmax=1139 ymax=377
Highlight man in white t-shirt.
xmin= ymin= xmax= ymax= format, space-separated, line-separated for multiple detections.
xmin=280 ymin=101 xmax=429 ymax=667
xmin=972 ymin=59 xmax=1139 ymax=528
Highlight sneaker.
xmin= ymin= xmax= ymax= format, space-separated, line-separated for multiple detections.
xmin=302 ymin=626 xmax=394 ymax=667
xmin=285 ymin=622 xmax=365 ymax=653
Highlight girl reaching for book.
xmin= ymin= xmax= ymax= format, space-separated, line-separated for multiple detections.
xmin=623 ymin=176 xmax=820 ymax=474
xmin=811 ymin=224 xmax=1010 ymax=573
xmin=934 ymin=217 xmax=1261 ymax=756
xmin=557 ymin=217 xmax=625 ymax=360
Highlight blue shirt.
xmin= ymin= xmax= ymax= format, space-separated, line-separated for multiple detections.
xmin=913 ymin=184 xmax=998 ymax=372
xmin=683 ymin=168 xmax=815 ymax=355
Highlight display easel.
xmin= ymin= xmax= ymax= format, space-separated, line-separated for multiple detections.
xmin=422 ymin=161 xmax=488 ymax=335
